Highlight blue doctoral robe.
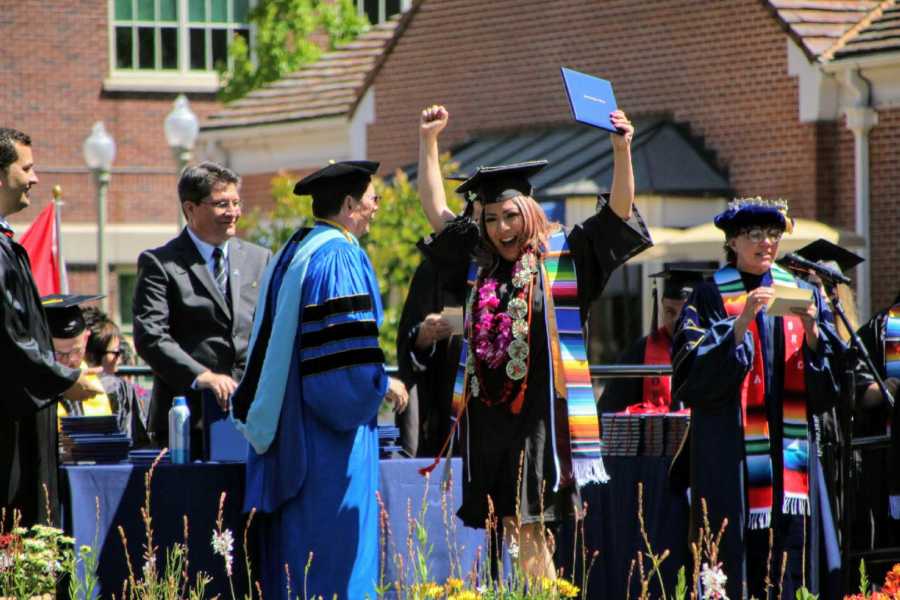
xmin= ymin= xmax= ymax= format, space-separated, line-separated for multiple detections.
xmin=236 ymin=223 xmax=388 ymax=600
xmin=671 ymin=269 xmax=841 ymax=599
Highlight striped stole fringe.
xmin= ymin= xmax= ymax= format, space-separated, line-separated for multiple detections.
xmin=715 ymin=265 xmax=810 ymax=529
xmin=885 ymin=303 xmax=900 ymax=380
xmin=543 ymin=230 xmax=608 ymax=486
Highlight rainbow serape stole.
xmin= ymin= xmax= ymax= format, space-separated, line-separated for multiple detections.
xmin=884 ymin=303 xmax=900 ymax=380
xmin=715 ymin=264 xmax=809 ymax=528
xmin=543 ymin=230 xmax=607 ymax=486
xmin=450 ymin=262 xmax=480 ymax=417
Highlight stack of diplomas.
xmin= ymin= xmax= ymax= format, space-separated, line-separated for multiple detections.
xmin=60 ymin=416 xmax=130 ymax=464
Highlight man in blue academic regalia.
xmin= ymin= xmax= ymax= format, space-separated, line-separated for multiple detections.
xmin=231 ymin=161 xmax=408 ymax=600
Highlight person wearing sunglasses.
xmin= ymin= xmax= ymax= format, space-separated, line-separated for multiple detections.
xmin=671 ymin=198 xmax=840 ymax=598
xmin=85 ymin=316 xmax=150 ymax=446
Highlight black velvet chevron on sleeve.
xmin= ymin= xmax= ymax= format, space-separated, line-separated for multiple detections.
xmin=302 ymin=294 xmax=373 ymax=323
xmin=300 ymin=347 xmax=386 ymax=376
xmin=300 ymin=320 xmax=379 ymax=349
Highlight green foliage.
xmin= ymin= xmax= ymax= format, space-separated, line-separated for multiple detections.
xmin=795 ymin=586 xmax=819 ymax=600
xmin=319 ymin=0 xmax=370 ymax=49
xmin=673 ymin=566 xmax=686 ymax=600
xmin=859 ymin=558 xmax=870 ymax=595
xmin=0 ymin=522 xmax=75 ymax=598
xmin=218 ymin=0 xmax=370 ymax=103
xmin=241 ymin=156 xmax=463 ymax=365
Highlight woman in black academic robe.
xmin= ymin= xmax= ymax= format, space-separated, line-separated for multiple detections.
xmin=671 ymin=201 xmax=840 ymax=599
xmin=415 ymin=104 xmax=650 ymax=579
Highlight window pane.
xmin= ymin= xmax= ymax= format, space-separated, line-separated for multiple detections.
xmin=386 ymin=0 xmax=400 ymax=18
xmin=137 ymin=0 xmax=154 ymax=20
xmin=138 ymin=27 xmax=155 ymax=69
xmin=190 ymin=28 xmax=207 ymax=69
xmin=233 ymin=0 xmax=249 ymax=22
xmin=363 ymin=0 xmax=378 ymax=24
xmin=234 ymin=27 xmax=250 ymax=48
xmin=159 ymin=0 xmax=177 ymax=21
xmin=161 ymin=27 xmax=178 ymax=68
xmin=118 ymin=273 xmax=137 ymax=327
xmin=211 ymin=0 xmax=227 ymax=22
xmin=115 ymin=27 xmax=134 ymax=68
xmin=115 ymin=0 xmax=133 ymax=20
xmin=189 ymin=0 xmax=206 ymax=22
xmin=212 ymin=29 xmax=227 ymax=68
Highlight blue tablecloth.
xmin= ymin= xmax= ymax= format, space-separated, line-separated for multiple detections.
xmin=62 ymin=457 xmax=686 ymax=598
xmin=61 ymin=461 xmax=249 ymax=598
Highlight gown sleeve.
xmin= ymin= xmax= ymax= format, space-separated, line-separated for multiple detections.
xmin=416 ymin=216 xmax=479 ymax=297
xmin=671 ymin=281 xmax=755 ymax=413
xmin=567 ymin=195 xmax=653 ymax=308
xmin=298 ymin=240 xmax=388 ymax=432
xmin=0 ymin=250 xmax=80 ymax=417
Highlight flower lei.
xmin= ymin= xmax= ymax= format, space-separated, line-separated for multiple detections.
xmin=465 ymin=248 xmax=538 ymax=410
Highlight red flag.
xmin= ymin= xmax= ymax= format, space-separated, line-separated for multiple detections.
xmin=19 ymin=202 xmax=62 ymax=295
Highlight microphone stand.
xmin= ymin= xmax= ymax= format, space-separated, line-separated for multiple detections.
xmin=819 ymin=276 xmax=895 ymax=592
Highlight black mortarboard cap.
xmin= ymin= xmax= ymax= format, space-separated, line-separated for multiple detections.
xmin=648 ymin=266 xmax=711 ymax=332
xmin=793 ymin=238 xmax=864 ymax=273
xmin=42 ymin=294 xmax=104 ymax=338
xmin=293 ymin=160 xmax=379 ymax=198
xmin=648 ymin=267 xmax=710 ymax=300
xmin=454 ymin=161 xmax=548 ymax=204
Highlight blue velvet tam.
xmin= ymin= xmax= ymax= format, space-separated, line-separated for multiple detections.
xmin=713 ymin=196 xmax=793 ymax=235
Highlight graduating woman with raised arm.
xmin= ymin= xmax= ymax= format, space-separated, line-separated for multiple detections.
xmin=416 ymin=105 xmax=651 ymax=579
xmin=671 ymin=199 xmax=841 ymax=599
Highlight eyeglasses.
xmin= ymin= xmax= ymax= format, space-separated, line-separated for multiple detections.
xmin=741 ymin=227 xmax=784 ymax=244
xmin=54 ymin=346 xmax=85 ymax=361
xmin=104 ymin=349 xmax=123 ymax=359
xmin=202 ymin=199 xmax=243 ymax=211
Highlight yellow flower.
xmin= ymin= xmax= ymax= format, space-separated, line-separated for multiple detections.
xmin=556 ymin=579 xmax=580 ymax=598
xmin=445 ymin=577 xmax=464 ymax=592
xmin=425 ymin=582 xmax=444 ymax=598
xmin=449 ymin=592 xmax=480 ymax=600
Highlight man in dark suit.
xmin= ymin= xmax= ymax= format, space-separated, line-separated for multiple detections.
xmin=133 ymin=162 xmax=270 ymax=457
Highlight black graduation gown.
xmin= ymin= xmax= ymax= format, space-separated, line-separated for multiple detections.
xmin=598 ymin=336 xmax=648 ymax=414
xmin=851 ymin=298 xmax=900 ymax=548
xmin=671 ymin=273 xmax=840 ymax=599
xmin=423 ymin=201 xmax=651 ymax=528
xmin=0 ymin=234 xmax=80 ymax=526
xmin=396 ymin=253 xmax=466 ymax=457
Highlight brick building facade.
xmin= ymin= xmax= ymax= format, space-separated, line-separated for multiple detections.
xmin=2 ymin=0 xmax=228 ymax=322
xmin=361 ymin=0 xmax=899 ymax=313
xmin=203 ymin=0 xmax=900 ymax=319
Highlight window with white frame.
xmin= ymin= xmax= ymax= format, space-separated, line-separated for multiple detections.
xmin=109 ymin=0 xmax=250 ymax=89
xmin=357 ymin=0 xmax=407 ymax=24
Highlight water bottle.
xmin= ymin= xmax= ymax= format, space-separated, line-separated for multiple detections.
xmin=168 ymin=396 xmax=191 ymax=464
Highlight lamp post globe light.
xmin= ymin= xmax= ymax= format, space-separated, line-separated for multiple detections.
xmin=83 ymin=121 xmax=116 ymax=313
xmin=164 ymin=94 xmax=199 ymax=230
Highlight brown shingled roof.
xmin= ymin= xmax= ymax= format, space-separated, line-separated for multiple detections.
xmin=765 ymin=0 xmax=898 ymax=62
xmin=832 ymin=3 xmax=900 ymax=59
xmin=202 ymin=18 xmax=401 ymax=131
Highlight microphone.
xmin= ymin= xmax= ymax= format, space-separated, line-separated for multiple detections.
xmin=780 ymin=252 xmax=852 ymax=286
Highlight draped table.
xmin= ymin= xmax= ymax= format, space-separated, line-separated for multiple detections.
xmin=61 ymin=456 xmax=687 ymax=598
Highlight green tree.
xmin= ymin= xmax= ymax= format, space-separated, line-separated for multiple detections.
xmin=240 ymin=156 xmax=463 ymax=364
xmin=218 ymin=0 xmax=370 ymax=103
